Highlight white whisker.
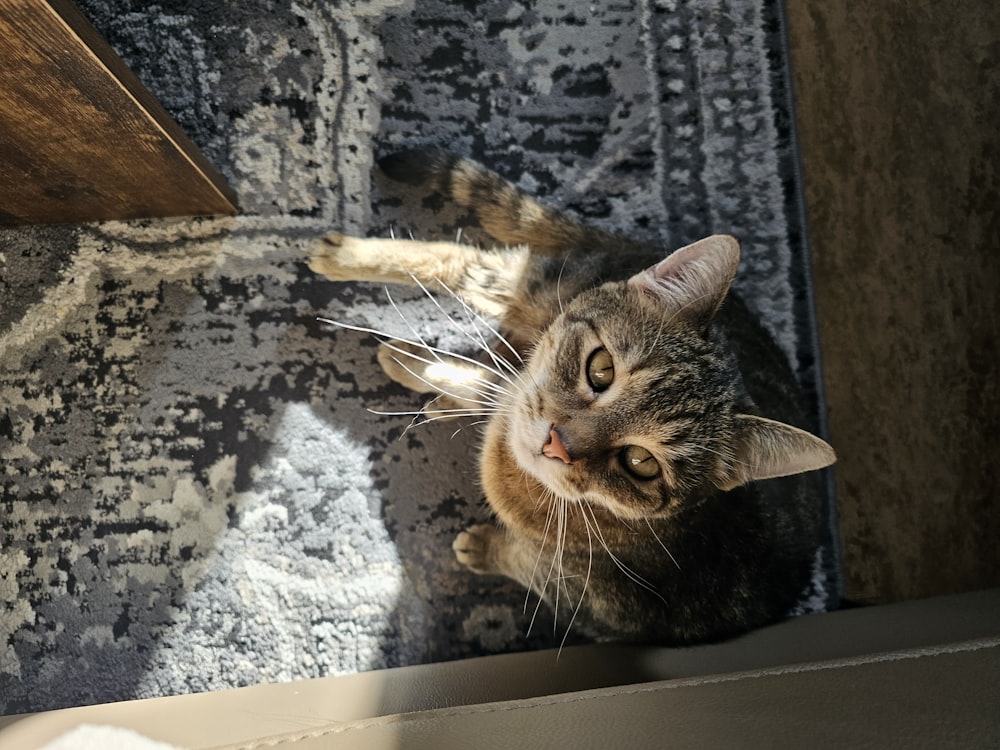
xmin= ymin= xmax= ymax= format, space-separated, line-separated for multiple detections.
xmin=372 ymin=405 xmax=496 ymax=416
xmin=552 ymin=497 xmax=567 ymax=636
xmin=382 ymin=344 xmax=509 ymax=403
xmin=409 ymin=275 xmax=483 ymax=349
xmin=557 ymin=502 xmax=594 ymax=655
xmin=388 ymin=355 xmax=499 ymax=408
xmin=583 ymin=501 xmax=667 ymax=605
xmin=459 ymin=302 xmax=520 ymax=382
xmin=385 ymin=412 xmax=493 ymax=438
xmin=393 ymin=341 xmax=508 ymax=400
xmin=383 ymin=286 xmax=512 ymax=403
xmin=555 ymin=254 xmax=570 ymax=316
xmin=432 ymin=276 xmax=525 ymax=370
xmin=526 ymin=487 xmax=560 ymax=636
xmin=449 ymin=420 xmax=490 ymax=439
xmin=370 ymin=406 xmax=497 ymax=420
xmin=406 ymin=274 xmax=521 ymax=385
xmin=644 ymin=308 xmax=670 ymax=362
xmin=643 ymin=518 xmax=681 ymax=571
xmin=318 ymin=317 xmax=512 ymax=387
xmin=384 ymin=286 xmax=447 ymax=371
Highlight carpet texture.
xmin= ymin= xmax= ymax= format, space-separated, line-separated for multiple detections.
xmin=0 ymin=0 xmax=835 ymax=714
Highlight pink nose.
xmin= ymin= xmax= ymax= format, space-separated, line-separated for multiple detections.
xmin=542 ymin=428 xmax=572 ymax=464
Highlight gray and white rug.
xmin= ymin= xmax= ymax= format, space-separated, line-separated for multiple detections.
xmin=0 ymin=0 xmax=836 ymax=714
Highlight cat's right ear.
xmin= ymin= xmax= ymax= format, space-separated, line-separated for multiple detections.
xmin=718 ymin=415 xmax=837 ymax=490
xmin=627 ymin=235 xmax=740 ymax=327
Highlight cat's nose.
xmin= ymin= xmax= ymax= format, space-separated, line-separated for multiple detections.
xmin=542 ymin=427 xmax=572 ymax=464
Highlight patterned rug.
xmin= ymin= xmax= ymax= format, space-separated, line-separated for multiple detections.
xmin=0 ymin=0 xmax=836 ymax=714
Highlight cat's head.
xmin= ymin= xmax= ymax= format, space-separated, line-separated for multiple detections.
xmin=507 ymin=235 xmax=836 ymax=519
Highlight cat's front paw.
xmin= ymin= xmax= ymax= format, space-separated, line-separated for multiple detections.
xmin=453 ymin=524 xmax=501 ymax=575
xmin=308 ymin=232 xmax=367 ymax=281
xmin=377 ymin=340 xmax=435 ymax=393
xmin=377 ymin=340 xmax=492 ymax=414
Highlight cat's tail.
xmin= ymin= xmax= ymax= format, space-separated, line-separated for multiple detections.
xmin=378 ymin=148 xmax=589 ymax=255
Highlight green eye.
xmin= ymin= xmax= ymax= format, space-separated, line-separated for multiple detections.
xmin=621 ymin=445 xmax=659 ymax=479
xmin=586 ymin=348 xmax=615 ymax=391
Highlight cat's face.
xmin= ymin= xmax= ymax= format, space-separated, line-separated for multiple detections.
xmin=507 ymin=281 xmax=738 ymax=520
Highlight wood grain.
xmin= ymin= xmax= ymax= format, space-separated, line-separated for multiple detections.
xmin=0 ymin=0 xmax=237 ymax=225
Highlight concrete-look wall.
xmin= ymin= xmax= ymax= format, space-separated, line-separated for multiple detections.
xmin=787 ymin=3 xmax=999 ymax=602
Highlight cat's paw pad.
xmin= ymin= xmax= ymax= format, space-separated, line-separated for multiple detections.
xmin=308 ymin=232 xmax=362 ymax=280
xmin=453 ymin=524 xmax=499 ymax=575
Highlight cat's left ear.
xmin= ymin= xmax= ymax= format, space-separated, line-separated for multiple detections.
xmin=718 ymin=415 xmax=836 ymax=491
xmin=628 ymin=234 xmax=740 ymax=327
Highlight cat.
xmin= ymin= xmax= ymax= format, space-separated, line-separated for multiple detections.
xmin=309 ymin=149 xmax=836 ymax=645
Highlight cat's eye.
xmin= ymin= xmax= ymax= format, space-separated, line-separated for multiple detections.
xmin=620 ymin=445 xmax=659 ymax=479
xmin=586 ymin=348 xmax=615 ymax=391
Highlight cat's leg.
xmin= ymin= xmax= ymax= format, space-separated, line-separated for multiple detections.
xmin=309 ymin=232 xmax=529 ymax=321
xmin=452 ymin=524 xmax=542 ymax=591
xmin=376 ymin=339 xmax=503 ymax=415
xmin=310 ymin=232 xmax=478 ymax=287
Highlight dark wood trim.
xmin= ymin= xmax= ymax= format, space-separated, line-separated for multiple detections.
xmin=0 ymin=0 xmax=237 ymax=225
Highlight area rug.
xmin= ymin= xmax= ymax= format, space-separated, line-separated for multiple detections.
xmin=0 ymin=0 xmax=837 ymax=714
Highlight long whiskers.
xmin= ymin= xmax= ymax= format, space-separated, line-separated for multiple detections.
xmin=372 ymin=404 xmax=498 ymax=418
xmin=319 ymin=273 xmax=539 ymax=441
xmin=401 ymin=272 xmax=524 ymax=382
xmin=429 ymin=275 xmax=525 ymax=370
xmin=383 ymin=348 xmax=504 ymax=407
xmin=524 ymin=484 xmax=561 ymax=636
xmin=582 ymin=501 xmax=668 ymax=606
xmin=643 ymin=518 xmax=681 ymax=571
xmin=422 ymin=273 xmax=545 ymax=405
xmin=385 ymin=284 xmax=519 ymax=394
xmin=440 ymin=296 xmax=541 ymax=412
xmin=318 ymin=316 xmax=512 ymax=388
xmin=522 ymin=482 xmax=581 ymax=647
xmin=557 ymin=500 xmax=592 ymax=655
xmin=419 ymin=275 xmax=549 ymax=405
xmin=555 ymin=254 xmax=570 ymax=316
xmin=517 ymin=483 xmax=594 ymax=654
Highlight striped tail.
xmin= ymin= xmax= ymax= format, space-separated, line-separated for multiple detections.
xmin=378 ymin=149 xmax=588 ymax=255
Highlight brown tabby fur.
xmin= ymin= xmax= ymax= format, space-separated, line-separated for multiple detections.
xmin=310 ymin=150 xmax=836 ymax=645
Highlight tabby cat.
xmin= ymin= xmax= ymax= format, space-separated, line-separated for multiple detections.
xmin=309 ymin=150 xmax=836 ymax=645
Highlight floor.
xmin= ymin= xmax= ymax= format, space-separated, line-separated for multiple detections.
xmin=786 ymin=4 xmax=999 ymax=603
